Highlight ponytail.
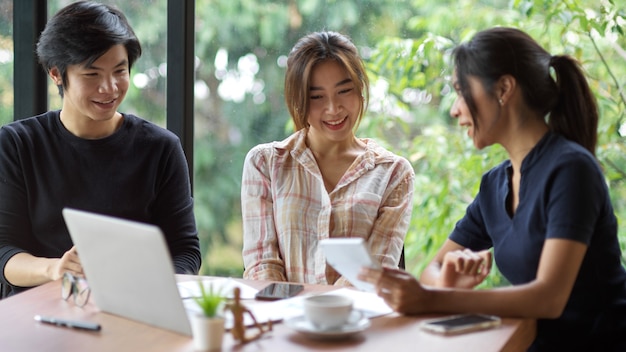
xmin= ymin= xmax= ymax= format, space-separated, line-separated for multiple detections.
xmin=548 ymin=55 xmax=598 ymax=156
xmin=454 ymin=28 xmax=600 ymax=156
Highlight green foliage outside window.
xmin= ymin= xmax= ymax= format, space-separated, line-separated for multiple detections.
xmin=2 ymin=0 xmax=624 ymax=287
xmin=364 ymin=0 xmax=625 ymax=287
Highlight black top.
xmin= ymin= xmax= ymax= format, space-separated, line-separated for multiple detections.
xmin=450 ymin=132 xmax=626 ymax=351
xmin=0 ymin=111 xmax=201 ymax=296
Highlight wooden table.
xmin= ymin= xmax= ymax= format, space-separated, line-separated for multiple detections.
xmin=0 ymin=276 xmax=535 ymax=351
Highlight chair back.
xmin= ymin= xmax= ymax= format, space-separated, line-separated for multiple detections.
xmin=0 ymin=283 xmax=9 ymax=299
xmin=399 ymin=246 xmax=406 ymax=270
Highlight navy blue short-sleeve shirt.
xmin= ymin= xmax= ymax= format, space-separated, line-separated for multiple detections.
xmin=450 ymin=132 xmax=626 ymax=350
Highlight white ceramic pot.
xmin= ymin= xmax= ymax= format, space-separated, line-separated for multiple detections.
xmin=190 ymin=314 xmax=225 ymax=351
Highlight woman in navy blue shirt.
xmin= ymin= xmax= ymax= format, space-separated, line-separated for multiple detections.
xmin=360 ymin=27 xmax=626 ymax=351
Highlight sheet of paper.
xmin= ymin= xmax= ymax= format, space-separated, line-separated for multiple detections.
xmin=183 ymin=291 xmax=305 ymax=330
xmin=225 ymin=287 xmax=393 ymax=327
xmin=241 ymin=288 xmax=393 ymax=321
xmin=181 ymin=281 xmax=392 ymax=330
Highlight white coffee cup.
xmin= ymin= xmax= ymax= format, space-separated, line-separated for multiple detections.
xmin=303 ymin=294 xmax=354 ymax=330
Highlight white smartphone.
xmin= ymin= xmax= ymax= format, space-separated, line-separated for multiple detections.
xmin=320 ymin=238 xmax=380 ymax=292
xmin=420 ymin=314 xmax=501 ymax=335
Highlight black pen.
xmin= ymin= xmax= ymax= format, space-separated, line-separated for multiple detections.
xmin=34 ymin=315 xmax=101 ymax=331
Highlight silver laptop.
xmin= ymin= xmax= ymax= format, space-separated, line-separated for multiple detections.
xmin=62 ymin=208 xmax=192 ymax=336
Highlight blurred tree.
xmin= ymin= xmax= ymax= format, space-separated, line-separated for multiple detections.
xmin=191 ymin=0 xmax=428 ymax=275
xmin=2 ymin=0 xmax=624 ymax=282
xmin=366 ymin=0 xmax=625 ymax=287
xmin=0 ymin=0 xmax=13 ymax=125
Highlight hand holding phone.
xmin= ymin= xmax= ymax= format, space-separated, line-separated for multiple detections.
xmin=254 ymin=283 xmax=304 ymax=301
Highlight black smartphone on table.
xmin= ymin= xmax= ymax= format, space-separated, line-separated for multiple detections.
xmin=254 ymin=283 xmax=304 ymax=301
xmin=420 ymin=314 xmax=501 ymax=335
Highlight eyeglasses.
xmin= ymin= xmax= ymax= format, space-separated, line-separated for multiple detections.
xmin=61 ymin=272 xmax=91 ymax=307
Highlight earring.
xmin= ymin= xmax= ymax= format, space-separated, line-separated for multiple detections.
xmin=498 ymin=98 xmax=503 ymax=106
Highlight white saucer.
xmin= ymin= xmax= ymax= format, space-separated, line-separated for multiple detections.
xmin=284 ymin=310 xmax=370 ymax=340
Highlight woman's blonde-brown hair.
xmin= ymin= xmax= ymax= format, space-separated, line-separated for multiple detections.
xmin=284 ymin=31 xmax=370 ymax=131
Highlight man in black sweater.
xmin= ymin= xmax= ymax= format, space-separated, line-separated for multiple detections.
xmin=0 ymin=1 xmax=201 ymax=297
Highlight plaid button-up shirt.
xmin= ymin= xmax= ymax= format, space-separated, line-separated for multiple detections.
xmin=242 ymin=129 xmax=414 ymax=286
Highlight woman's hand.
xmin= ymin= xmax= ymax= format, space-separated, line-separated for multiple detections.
xmin=437 ymin=249 xmax=492 ymax=289
xmin=358 ymin=267 xmax=430 ymax=315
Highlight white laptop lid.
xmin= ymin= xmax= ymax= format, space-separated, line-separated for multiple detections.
xmin=62 ymin=208 xmax=192 ymax=336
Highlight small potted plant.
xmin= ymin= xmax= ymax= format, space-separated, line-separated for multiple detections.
xmin=190 ymin=281 xmax=226 ymax=351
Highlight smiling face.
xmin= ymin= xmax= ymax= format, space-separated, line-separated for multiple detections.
xmin=450 ymin=72 xmax=503 ymax=150
xmin=306 ymin=60 xmax=361 ymax=144
xmin=50 ymin=44 xmax=130 ymax=138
